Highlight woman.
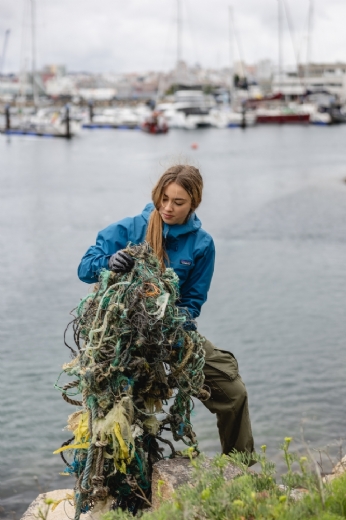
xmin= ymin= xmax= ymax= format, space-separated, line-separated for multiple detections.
xmin=78 ymin=164 xmax=254 ymax=458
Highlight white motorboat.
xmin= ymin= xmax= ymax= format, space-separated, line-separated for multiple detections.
xmin=299 ymin=103 xmax=332 ymax=125
xmin=84 ymin=107 xmax=141 ymax=129
xmin=7 ymin=107 xmax=82 ymax=137
xmin=158 ymin=90 xmax=216 ymax=129
xmin=116 ymin=107 xmax=140 ymax=128
xmin=209 ymin=107 xmax=257 ymax=128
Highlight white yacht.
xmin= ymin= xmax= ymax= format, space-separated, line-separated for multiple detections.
xmin=158 ymin=90 xmax=216 ymax=129
xmin=11 ymin=107 xmax=82 ymax=137
xmin=209 ymin=107 xmax=257 ymax=128
xmin=83 ymin=105 xmax=152 ymax=129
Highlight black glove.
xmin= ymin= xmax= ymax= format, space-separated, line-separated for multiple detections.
xmin=183 ymin=320 xmax=197 ymax=332
xmin=108 ymin=250 xmax=135 ymax=274
xmin=179 ymin=307 xmax=197 ymax=331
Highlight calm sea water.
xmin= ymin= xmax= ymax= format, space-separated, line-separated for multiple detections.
xmin=1 ymin=125 xmax=346 ymax=518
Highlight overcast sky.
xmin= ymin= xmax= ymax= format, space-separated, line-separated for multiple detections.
xmin=1 ymin=0 xmax=345 ymax=74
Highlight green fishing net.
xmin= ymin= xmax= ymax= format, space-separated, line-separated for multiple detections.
xmin=55 ymin=242 xmax=209 ymax=518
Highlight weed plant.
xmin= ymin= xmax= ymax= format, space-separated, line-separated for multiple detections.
xmin=103 ymin=439 xmax=346 ymax=520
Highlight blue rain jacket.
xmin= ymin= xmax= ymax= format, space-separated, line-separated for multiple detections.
xmin=78 ymin=203 xmax=215 ymax=318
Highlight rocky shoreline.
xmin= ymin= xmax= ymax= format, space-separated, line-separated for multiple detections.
xmin=22 ymin=455 xmax=346 ymax=520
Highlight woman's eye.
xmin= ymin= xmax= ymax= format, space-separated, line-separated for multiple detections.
xmin=175 ymin=203 xmax=183 ymax=206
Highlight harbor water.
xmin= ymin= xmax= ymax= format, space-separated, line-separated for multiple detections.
xmin=1 ymin=125 xmax=346 ymax=517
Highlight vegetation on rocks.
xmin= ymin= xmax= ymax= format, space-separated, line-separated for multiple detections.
xmin=102 ymin=438 xmax=346 ymax=520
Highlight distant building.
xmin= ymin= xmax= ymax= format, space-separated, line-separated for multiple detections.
xmin=299 ymin=62 xmax=346 ymax=77
xmin=256 ymin=59 xmax=273 ymax=81
xmin=78 ymin=87 xmax=116 ymax=101
xmin=272 ymin=62 xmax=346 ymax=101
xmin=0 ymin=76 xmax=27 ymax=100
xmin=41 ymin=64 xmax=66 ymax=78
xmin=234 ymin=61 xmax=247 ymax=79
xmin=45 ymin=76 xmax=77 ymax=97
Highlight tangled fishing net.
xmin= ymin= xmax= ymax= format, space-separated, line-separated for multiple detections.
xmin=55 ymin=243 xmax=210 ymax=518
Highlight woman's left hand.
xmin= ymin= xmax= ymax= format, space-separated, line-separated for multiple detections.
xmin=108 ymin=250 xmax=135 ymax=274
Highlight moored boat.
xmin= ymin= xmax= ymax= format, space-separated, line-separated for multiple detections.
xmin=256 ymin=107 xmax=310 ymax=124
xmin=1 ymin=106 xmax=81 ymax=137
xmin=141 ymin=111 xmax=168 ymax=134
xmin=157 ymin=89 xmax=215 ymax=129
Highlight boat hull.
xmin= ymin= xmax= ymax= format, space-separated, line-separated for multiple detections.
xmin=256 ymin=114 xmax=310 ymax=124
xmin=141 ymin=123 xmax=168 ymax=134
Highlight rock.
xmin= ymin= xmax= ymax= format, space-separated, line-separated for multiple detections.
xmin=332 ymin=455 xmax=346 ymax=476
xmin=21 ymin=457 xmax=243 ymax=518
xmin=323 ymin=454 xmax=346 ymax=483
xmin=151 ymin=457 xmax=242 ymax=510
xmin=21 ymin=489 xmax=113 ymax=520
xmin=277 ymin=485 xmax=309 ymax=501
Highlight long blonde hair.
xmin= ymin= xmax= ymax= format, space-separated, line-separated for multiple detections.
xmin=145 ymin=165 xmax=203 ymax=268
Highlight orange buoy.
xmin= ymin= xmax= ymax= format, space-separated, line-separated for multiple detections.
xmin=191 ymin=142 xmax=198 ymax=149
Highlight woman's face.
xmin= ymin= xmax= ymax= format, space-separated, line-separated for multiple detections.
xmin=159 ymin=182 xmax=192 ymax=225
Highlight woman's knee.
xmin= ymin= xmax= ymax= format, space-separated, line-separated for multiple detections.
xmin=224 ymin=376 xmax=248 ymax=408
xmin=204 ymin=375 xmax=248 ymax=411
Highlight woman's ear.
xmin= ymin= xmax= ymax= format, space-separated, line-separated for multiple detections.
xmin=185 ymin=209 xmax=193 ymax=222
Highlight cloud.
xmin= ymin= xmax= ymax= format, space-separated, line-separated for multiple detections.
xmin=1 ymin=0 xmax=346 ymax=74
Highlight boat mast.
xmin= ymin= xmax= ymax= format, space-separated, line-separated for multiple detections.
xmin=175 ymin=0 xmax=183 ymax=86
xmin=30 ymin=0 xmax=38 ymax=106
xmin=278 ymin=0 xmax=283 ymax=94
xmin=306 ymin=0 xmax=313 ymax=85
xmin=177 ymin=0 xmax=182 ymax=65
xmin=0 ymin=29 xmax=10 ymax=75
xmin=281 ymin=0 xmax=304 ymax=93
xmin=228 ymin=6 xmax=234 ymax=108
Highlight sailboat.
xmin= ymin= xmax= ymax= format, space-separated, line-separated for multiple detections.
xmin=4 ymin=0 xmax=81 ymax=138
xmin=157 ymin=88 xmax=216 ymax=129
xmin=253 ymin=0 xmax=317 ymax=125
xmin=154 ymin=0 xmax=218 ymax=130
xmin=213 ymin=6 xmax=256 ymax=128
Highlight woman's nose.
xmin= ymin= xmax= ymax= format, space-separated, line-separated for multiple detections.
xmin=164 ymin=200 xmax=173 ymax=211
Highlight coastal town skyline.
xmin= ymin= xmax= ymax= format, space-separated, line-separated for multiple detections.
xmin=1 ymin=0 xmax=346 ymax=75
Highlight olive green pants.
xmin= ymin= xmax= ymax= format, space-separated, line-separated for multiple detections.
xmin=201 ymin=339 xmax=254 ymax=456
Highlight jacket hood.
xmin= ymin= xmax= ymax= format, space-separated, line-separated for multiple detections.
xmin=141 ymin=202 xmax=201 ymax=237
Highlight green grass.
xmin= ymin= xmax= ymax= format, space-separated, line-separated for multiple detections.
xmin=102 ymin=440 xmax=346 ymax=520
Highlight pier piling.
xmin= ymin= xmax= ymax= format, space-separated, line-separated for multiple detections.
xmin=5 ymin=104 xmax=10 ymax=132
xmin=88 ymin=100 xmax=94 ymax=123
xmin=241 ymin=101 xmax=247 ymax=129
xmin=65 ymin=104 xmax=71 ymax=139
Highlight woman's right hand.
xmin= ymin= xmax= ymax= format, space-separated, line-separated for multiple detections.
xmin=108 ymin=251 xmax=135 ymax=274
